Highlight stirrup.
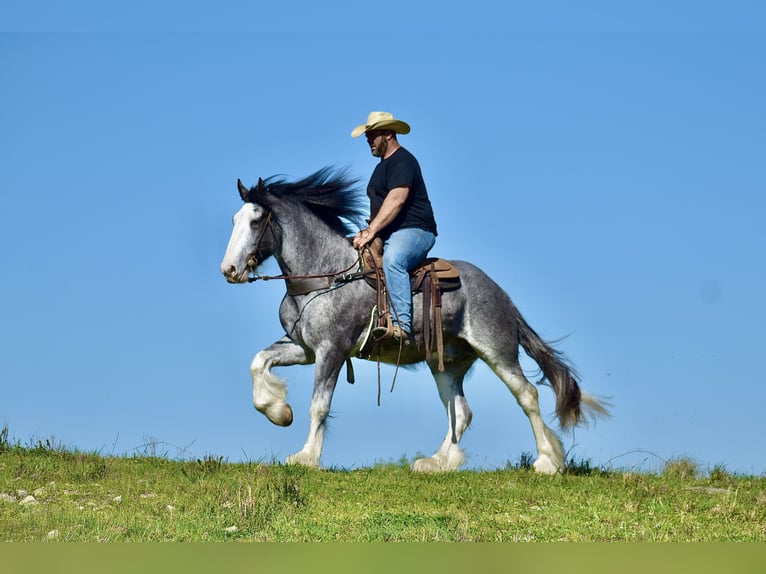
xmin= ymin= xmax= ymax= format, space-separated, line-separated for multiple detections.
xmin=374 ymin=324 xmax=410 ymax=345
xmin=358 ymin=305 xmax=379 ymax=358
xmin=372 ymin=323 xmax=395 ymax=340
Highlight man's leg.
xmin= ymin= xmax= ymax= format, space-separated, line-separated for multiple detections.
xmin=382 ymin=228 xmax=436 ymax=334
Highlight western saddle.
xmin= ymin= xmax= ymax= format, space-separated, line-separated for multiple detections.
xmin=358 ymin=238 xmax=460 ymax=371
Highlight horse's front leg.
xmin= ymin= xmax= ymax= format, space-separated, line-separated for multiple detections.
xmin=251 ymin=336 xmax=313 ymax=427
xmin=285 ymin=346 xmax=345 ymax=468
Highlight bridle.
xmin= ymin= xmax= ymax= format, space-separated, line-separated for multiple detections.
xmin=245 ymin=210 xmax=275 ymax=276
xmin=245 ymin=209 xmax=367 ymax=294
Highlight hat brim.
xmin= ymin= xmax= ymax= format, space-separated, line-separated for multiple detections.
xmin=351 ymin=119 xmax=411 ymax=138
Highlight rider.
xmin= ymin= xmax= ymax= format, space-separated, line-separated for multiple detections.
xmin=351 ymin=111 xmax=438 ymax=343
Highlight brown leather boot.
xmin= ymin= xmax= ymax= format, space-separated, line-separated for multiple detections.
xmin=391 ymin=324 xmax=410 ymax=342
xmin=372 ymin=323 xmax=411 ymax=345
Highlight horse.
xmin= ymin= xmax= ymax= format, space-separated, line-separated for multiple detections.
xmin=220 ymin=167 xmax=607 ymax=474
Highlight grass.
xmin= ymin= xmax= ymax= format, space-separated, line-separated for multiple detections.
xmin=1 ymin=429 xmax=764 ymax=541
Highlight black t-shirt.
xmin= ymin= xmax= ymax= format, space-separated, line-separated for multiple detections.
xmin=367 ymin=147 xmax=438 ymax=240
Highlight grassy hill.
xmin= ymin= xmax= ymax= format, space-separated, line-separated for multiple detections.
xmin=1 ymin=430 xmax=764 ymax=542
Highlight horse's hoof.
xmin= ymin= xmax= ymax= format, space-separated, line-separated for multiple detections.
xmin=285 ymin=451 xmax=318 ymax=468
xmin=533 ymin=456 xmax=562 ymax=475
xmin=265 ymin=403 xmax=293 ymax=427
xmin=411 ymin=457 xmax=444 ymax=473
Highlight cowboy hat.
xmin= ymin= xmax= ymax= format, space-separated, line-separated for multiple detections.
xmin=351 ymin=111 xmax=411 ymax=138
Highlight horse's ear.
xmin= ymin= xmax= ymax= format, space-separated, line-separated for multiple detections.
xmin=256 ymin=177 xmax=266 ymax=193
xmin=237 ymin=179 xmax=249 ymax=202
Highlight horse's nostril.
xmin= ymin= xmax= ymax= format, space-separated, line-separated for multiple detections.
xmin=225 ymin=265 xmax=237 ymax=277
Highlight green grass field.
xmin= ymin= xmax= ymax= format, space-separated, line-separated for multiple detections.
xmin=2 ymin=427 xmax=764 ymax=542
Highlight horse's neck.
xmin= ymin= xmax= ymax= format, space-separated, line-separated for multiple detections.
xmin=277 ymin=222 xmax=357 ymax=276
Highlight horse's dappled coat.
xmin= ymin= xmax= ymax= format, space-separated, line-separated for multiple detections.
xmin=221 ymin=168 xmax=608 ymax=473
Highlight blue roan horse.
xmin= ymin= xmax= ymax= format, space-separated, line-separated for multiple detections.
xmin=221 ymin=168 xmax=607 ymax=474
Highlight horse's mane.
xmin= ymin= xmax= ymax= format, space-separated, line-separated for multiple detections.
xmin=246 ymin=167 xmax=367 ymax=236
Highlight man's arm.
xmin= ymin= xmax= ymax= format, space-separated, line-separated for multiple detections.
xmin=353 ymin=186 xmax=410 ymax=248
xmin=368 ymin=186 xmax=409 ymax=235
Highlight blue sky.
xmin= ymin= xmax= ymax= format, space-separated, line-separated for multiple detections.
xmin=1 ymin=2 xmax=764 ymax=475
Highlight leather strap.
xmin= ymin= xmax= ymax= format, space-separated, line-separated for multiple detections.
xmin=423 ymin=272 xmax=432 ymax=358
xmin=285 ymin=276 xmax=334 ymax=296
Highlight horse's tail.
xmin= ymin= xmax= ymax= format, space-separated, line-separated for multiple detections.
xmin=515 ymin=307 xmax=609 ymax=428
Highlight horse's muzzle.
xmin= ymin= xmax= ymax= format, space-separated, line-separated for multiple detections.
xmin=221 ymin=264 xmax=248 ymax=284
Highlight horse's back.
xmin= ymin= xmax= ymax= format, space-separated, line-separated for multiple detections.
xmin=448 ymin=260 xmax=513 ymax=303
xmin=439 ymin=259 xmax=519 ymax=331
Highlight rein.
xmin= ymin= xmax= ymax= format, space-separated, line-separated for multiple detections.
xmin=245 ymin=210 xmax=366 ymax=292
xmin=247 ymin=257 xmax=364 ymax=294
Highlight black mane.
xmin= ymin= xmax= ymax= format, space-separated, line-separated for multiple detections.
xmin=245 ymin=167 xmax=367 ymax=236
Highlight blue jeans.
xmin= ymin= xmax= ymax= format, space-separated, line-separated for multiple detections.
xmin=382 ymin=227 xmax=436 ymax=334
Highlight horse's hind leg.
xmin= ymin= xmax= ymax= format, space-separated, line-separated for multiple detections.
xmin=412 ymin=360 xmax=474 ymax=473
xmin=250 ymin=336 xmax=312 ymax=427
xmin=491 ymin=361 xmax=565 ymax=474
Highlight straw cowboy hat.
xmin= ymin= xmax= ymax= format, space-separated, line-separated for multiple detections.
xmin=351 ymin=111 xmax=411 ymax=138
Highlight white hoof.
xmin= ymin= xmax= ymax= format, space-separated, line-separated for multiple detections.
xmin=411 ymin=456 xmax=446 ymax=473
xmin=257 ymin=402 xmax=293 ymax=427
xmin=285 ymin=450 xmax=318 ymax=468
xmin=533 ymin=456 xmax=563 ymax=475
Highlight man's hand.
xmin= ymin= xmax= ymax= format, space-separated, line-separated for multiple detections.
xmin=353 ymin=228 xmax=374 ymax=249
